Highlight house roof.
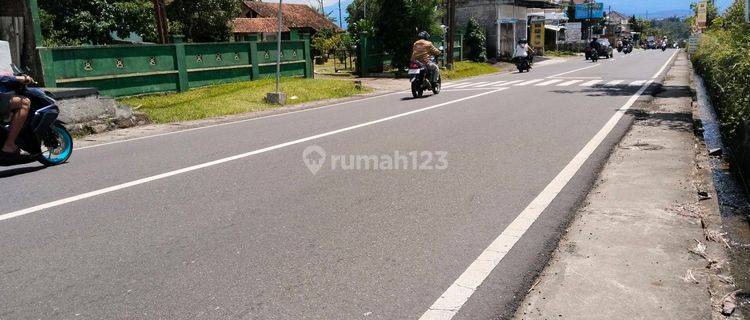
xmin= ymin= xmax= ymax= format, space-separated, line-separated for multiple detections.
xmin=241 ymin=1 xmax=341 ymax=32
xmin=232 ymin=18 xmax=290 ymax=33
xmin=608 ymin=11 xmax=629 ymax=22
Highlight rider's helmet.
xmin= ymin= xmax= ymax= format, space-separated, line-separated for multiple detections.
xmin=418 ymin=31 xmax=430 ymax=41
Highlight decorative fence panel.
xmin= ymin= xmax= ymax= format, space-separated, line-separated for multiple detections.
xmin=38 ymin=39 xmax=312 ymax=97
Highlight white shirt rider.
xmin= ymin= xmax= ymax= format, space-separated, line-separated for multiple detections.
xmin=514 ymin=43 xmax=530 ymax=57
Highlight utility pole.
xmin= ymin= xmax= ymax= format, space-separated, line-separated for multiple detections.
xmin=152 ymin=0 xmax=168 ymax=44
xmin=446 ymin=0 xmax=455 ymax=68
xmin=276 ymin=0 xmax=283 ymax=95
xmin=265 ymin=0 xmax=286 ymax=105
xmin=338 ymin=0 xmax=343 ymax=29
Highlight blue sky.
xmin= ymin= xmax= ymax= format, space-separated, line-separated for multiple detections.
xmin=272 ymin=0 xmax=736 ymax=25
xmin=602 ymin=0 xmax=734 ymax=17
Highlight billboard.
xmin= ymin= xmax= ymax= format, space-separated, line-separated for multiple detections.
xmin=575 ymin=3 xmax=605 ymax=20
xmin=564 ymin=22 xmax=582 ymax=42
xmin=697 ymin=1 xmax=708 ymax=28
xmin=530 ymin=16 xmax=545 ymax=51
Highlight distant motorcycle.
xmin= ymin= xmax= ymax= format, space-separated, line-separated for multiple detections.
xmin=623 ymin=44 xmax=633 ymax=54
xmin=408 ymin=55 xmax=441 ymax=99
xmin=661 ymin=43 xmax=667 ymax=51
xmin=515 ymin=56 xmax=532 ymax=73
xmin=0 ymin=65 xmax=73 ymax=167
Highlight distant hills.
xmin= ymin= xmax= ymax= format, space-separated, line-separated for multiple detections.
xmin=629 ymin=9 xmax=694 ymax=19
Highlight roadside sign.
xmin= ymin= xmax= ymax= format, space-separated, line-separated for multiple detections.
xmin=688 ymin=34 xmax=701 ymax=56
xmin=697 ymin=1 xmax=708 ymax=28
xmin=564 ymin=22 xmax=582 ymax=42
xmin=574 ymin=3 xmax=604 ymax=20
xmin=530 ymin=17 xmax=545 ymax=52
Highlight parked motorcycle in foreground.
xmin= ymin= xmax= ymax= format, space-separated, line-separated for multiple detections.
xmin=408 ymin=56 xmax=442 ymax=99
xmin=0 ymin=66 xmax=73 ymax=167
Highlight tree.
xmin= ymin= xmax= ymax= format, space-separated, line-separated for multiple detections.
xmin=464 ymin=17 xmax=486 ymax=62
xmin=375 ymin=0 xmax=412 ymax=69
xmin=166 ymin=0 xmax=240 ymax=42
xmin=39 ymin=0 xmax=155 ymax=46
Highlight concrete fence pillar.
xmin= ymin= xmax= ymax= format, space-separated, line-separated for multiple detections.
xmin=358 ymin=32 xmax=369 ymax=77
xmin=249 ymin=41 xmax=260 ymax=80
xmin=304 ymin=39 xmax=313 ymax=78
xmin=172 ymin=35 xmax=188 ymax=92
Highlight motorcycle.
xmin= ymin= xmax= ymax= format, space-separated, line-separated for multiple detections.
xmin=408 ymin=54 xmax=442 ymax=99
xmin=515 ymin=56 xmax=532 ymax=73
xmin=0 ymin=66 xmax=73 ymax=167
xmin=623 ymin=44 xmax=633 ymax=54
xmin=590 ymin=50 xmax=599 ymax=62
xmin=661 ymin=43 xmax=667 ymax=51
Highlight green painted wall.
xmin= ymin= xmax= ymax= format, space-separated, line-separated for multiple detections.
xmin=39 ymin=39 xmax=312 ymax=97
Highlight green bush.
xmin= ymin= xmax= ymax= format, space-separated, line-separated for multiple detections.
xmin=464 ymin=18 xmax=487 ymax=62
xmin=691 ymin=0 xmax=750 ymax=142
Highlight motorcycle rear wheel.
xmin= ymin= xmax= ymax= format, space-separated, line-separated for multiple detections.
xmin=38 ymin=123 xmax=73 ymax=166
xmin=411 ymin=82 xmax=424 ymax=98
xmin=432 ymin=74 xmax=441 ymax=94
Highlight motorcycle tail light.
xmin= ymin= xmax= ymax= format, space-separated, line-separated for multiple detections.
xmin=409 ymin=62 xmax=419 ymax=69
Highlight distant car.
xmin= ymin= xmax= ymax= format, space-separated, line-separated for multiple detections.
xmin=647 ymin=40 xmax=657 ymax=49
xmin=585 ymin=39 xmax=614 ymax=60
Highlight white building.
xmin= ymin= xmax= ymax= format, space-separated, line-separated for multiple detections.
xmin=455 ymin=0 xmax=561 ymax=57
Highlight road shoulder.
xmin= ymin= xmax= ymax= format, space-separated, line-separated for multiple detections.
xmin=514 ymin=52 xmax=739 ymax=319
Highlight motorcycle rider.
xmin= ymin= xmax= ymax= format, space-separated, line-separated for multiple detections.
xmin=589 ymin=37 xmax=602 ymax=58
xmin=513 ymin=39 xmax=534 ymax=67
xmin=0 ymin=73 xmax=33 ymax=158
xmin=411 ymin=31 xmax=441 ymax=85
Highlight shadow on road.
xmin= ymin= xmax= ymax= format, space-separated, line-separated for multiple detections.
xmin=551 ymin=84 xmax=693 ymax=98
xmin=0 ymin=164 xmax=47 ymax=178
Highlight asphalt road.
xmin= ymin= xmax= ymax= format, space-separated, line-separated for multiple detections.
xmin=0 ymin=49 xmax=678 ymax=320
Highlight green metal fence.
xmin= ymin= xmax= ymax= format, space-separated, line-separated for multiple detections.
xmin=356 ymin=32 xmax=463 ymax=77
xmin=38 ymin=37 xmax=312 ymax=97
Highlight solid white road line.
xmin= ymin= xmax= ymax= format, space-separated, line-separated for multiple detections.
xmin=652 ymin=50 xmax=678 ymax=79
xmin=418 ymin=46 xmax=678 ymax=320
xmin=442 ymin=88 xmax=499 ymax=92
xmin=605 ymin=80 xmax=624 ymax=86
xmin=440 ymin=83 xmax=461 ymax=88
xmin=546 ymin=63 xmax=600 ymax=78
xmin=556 ymin=80 xmax=583 ymax=86
xmin=580 ymin=79 xmax=603 ymax=87
xmin=468 ymin=81 xmax=489 ymax=87
xmin=554 ymin=76 xmax=601 ymax=79
xmin=535 ymin=79 xmax=564 ymax=86
xmin=498 ymin=80 xmax=523 ymax=86
xmin=76 ymin=90 xmax=408 ymax=151
xmin=450 ymin=82 xmax=478 ymax=88
xmin=629 ymin=80 xmax=647 ymax=86
xmin=0 ymin=88 xmax=510 ymax=222
xmin=475 ymin=80 xmax=507 ymax=87
xmin=515 ymin=79 xmax=545 ymax=86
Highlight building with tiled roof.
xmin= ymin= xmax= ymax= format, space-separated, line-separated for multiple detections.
xmin=232 ymin=1 xmax=341 ymax=41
